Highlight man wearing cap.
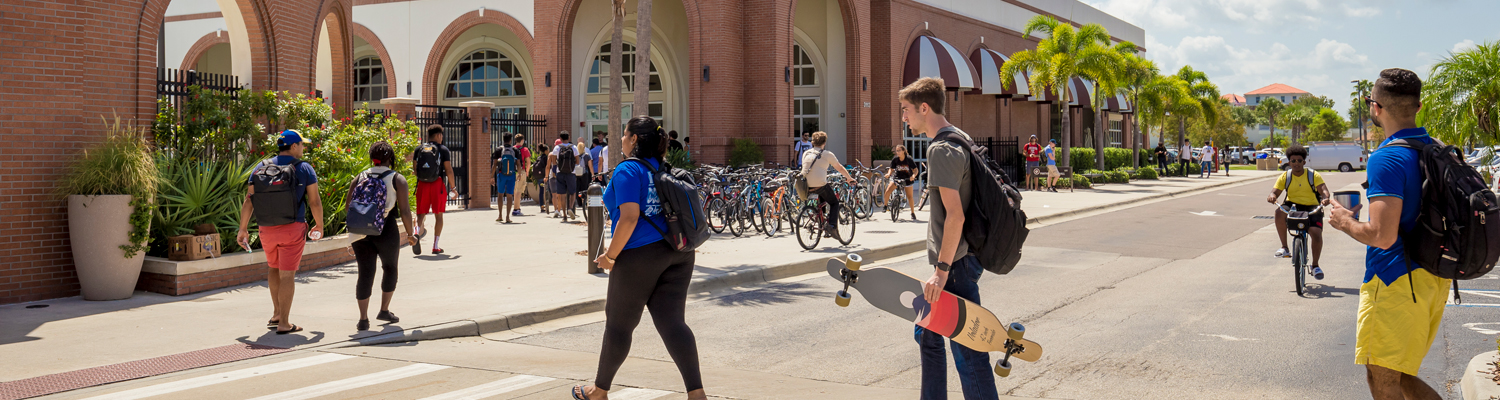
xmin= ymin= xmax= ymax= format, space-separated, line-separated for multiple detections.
xmin=411 ymin=125 xmax=456 ymax=254
xmin=1021 ymin=135 xmax=1042 ymax=191
xmin=237 ymin=130 xmax=323 ymax=335
xmin=1044 ymin=139 xmax=1060 ymax=192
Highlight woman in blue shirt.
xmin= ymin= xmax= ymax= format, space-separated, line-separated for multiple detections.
xmin=574 ymin=117 xmax=706 ymax=400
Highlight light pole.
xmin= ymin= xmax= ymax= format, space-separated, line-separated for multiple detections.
xmin=1351 ymin=80 xmax=1366 ymax=151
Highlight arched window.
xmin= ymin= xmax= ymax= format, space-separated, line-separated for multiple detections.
xmin=445 ymin=50 xmax=527 ymax=99
xmin=354 ymin=56 xmax=387 ymax=102
xmin=792 ymin=44 xmax=816 ymax=87
xmin=587 ymin=43 xmax=661 ymax=94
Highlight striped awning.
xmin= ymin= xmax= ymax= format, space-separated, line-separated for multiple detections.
xmin=1106 ymin=94 xmax=1133 ymax=113
xmin=903 ymin=35 xmax=981 ymax=91
xmin=969 ymin=48 xmax=1028 ymax=98
xmin=1066 ymin=77 xmax=1093 ymax=108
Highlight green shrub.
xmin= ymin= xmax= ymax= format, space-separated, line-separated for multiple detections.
xmin=1102 ymin=170 xmax=1130 ymax=184
xmin=298 ymin=108 xmax=422 ymax=236
xmin=1103 ymin=148 xmax=1136 ymax=170
xmin=1136 ymin=166 xmax=1159 ymax=180
xmin=1058 ymin=175 xmax=1091 ymax=189
xmin=666 ymin=148 xmax=696 ymax=170
xmin=1067 ymin=147 xmax=1095 ymax=173
xmin=871 ymin=145 xmax=895 ymax=161
xmin=151 ymin=157 xmax=251 ymax=256
xmin=729 ymin=138 xmax=764 ymax=167
xmin=58 ymin=115 xmax=162 ymax=258
xmin=1164 ymin=161 xmax=1203 ymax=176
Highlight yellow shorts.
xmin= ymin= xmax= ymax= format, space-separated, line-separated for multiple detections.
xmin=1354 ymin=268 xmax=1449 ymax=376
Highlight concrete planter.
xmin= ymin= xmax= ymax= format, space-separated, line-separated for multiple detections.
xmin=1462 ymin=350 xmax=1499 ymax=400
xmin=68 ymin=195 xmax=146 ymax=301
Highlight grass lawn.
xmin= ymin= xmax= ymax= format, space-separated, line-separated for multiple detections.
xmin=1229 ymin=165 xmax=1259 ymax=170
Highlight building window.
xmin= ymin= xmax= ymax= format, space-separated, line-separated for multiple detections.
xmin=1050 ymin=105 xmax=1063 ymax=143
xmin=445 ymin=49 xmax=527 ymax=99
xmin=1108 ymin=120 xmax=1123 ymax=148
xmin=353 ymin=56 xmax=386 ymax=103
xmin=587 ymin=43 xmax=661 ymax=94
xmin=586 ymin=102 xmax=664 ymax=134
xmin=793 ymin=44 xmax=816 ymax=87
xmin=793 ymin=97 xmax=819 ymax=137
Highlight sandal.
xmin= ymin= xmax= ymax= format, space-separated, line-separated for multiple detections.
xmin=275 ymin=324 xmax=304 ymax=335
xmin=571 ymin=385 xmax=588 ymax=400
xmin=267 ymin=319 xmax=279 ymax=330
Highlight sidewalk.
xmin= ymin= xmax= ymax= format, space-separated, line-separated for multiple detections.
xmin=0 ymin=170 xmax=1279 ymax=388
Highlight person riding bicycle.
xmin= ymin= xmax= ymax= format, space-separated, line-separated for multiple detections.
xmin=801 ymin=131 xmax=852 ymax=241
xmin=883 ymin=145 xmax=920 ymax=220
xmin=1266 ymin=145 xmax=1331 ymax=279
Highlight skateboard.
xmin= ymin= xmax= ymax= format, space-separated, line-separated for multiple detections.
xmin=827 ymin=254 xmax=1042 ymax=377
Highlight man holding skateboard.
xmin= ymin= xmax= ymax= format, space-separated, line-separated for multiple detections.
xmin=899 ymin=76 xmax=998 ymax=399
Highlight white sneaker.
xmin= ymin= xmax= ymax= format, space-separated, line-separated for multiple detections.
xmin=1274 ymin=248 xmax=1290 ymax=258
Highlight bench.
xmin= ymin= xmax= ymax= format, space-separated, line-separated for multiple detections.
xmin=1028 ymin=165 xmax=1075 ymax=192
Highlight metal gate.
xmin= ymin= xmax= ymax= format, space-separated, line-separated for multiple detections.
xmin=489 ymin=110 xmax=547 ymax=204
xmin=982 ymin=137 xmax=1023 ymax=185
xmin=414 ymin=105 xmax=470 ymax=208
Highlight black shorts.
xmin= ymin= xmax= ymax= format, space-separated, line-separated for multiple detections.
xmin=1282 ymin=202 xmax=1323 ymax=228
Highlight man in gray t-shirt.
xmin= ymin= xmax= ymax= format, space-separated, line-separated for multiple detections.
xmin=926 ymin=126 xmax=972 ymax=264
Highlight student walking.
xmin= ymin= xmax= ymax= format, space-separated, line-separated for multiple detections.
xmin=494 ymin=134 xmax=522 ymax=223
xmin=1327 ymin=68 xmax=1448 ymax=400
xmin=531 ymin=143 xmax=552 ymax=214
xmin=412 ymin=125 xmax=456 ymax=254
xmin=574 ymin=116 xmax=707 ymax=400
xmin=237 ymin=130 xmax=323 ymax=335
xmin=511 ymin=136 xmax=532 ymax=217
xmin=549 ymin=132 xmax=581 ymax=220
xmin=1044 ymin=139 xmax=1060 ymax=192
xmin=1199 ymin=142 xmax=1215 ymax=178
xmin=575 ymin=139 xmax=596 ymax=214
xmin=1155 ymin=142 xmax=1169 ymax=173
xmin=1179 ymin=139 xmax=1194 ymax=177
xmin=792 ymin=132 xmax=814 ymax=166
xmin=898 ymin=77 xmax=999 ymax=400
xmin=345 ymin=141 xmax=415 ymax=331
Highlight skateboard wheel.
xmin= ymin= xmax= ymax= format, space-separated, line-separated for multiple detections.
xmin=1006 ymin=322 xmax=1026 ymax=341
xmin=994 ymin=359 xmax=1012 ymax=377
xmin=846 ymin=253 xmax=863 ymax=271
xmin=835 ymin=290 xmax=852 ymax=307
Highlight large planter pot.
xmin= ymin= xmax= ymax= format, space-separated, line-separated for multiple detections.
xmin=1461 ymin=350 xmax=1499 ymax=400
xmin=68 ymin=195 xmax=146 ymax=301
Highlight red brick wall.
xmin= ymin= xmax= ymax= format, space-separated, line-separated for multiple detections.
xmin=0 ymin=0 xmax=348 ymax=305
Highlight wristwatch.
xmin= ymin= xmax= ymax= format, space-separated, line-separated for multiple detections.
xmin=934 ymin=261 xmax=951 ymax=272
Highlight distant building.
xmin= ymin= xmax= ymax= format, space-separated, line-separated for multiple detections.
xmin=1220 ymin=94 xmax=1246 ymax=107
xmin=1243 ymin=83 xmax=1313 ymax=145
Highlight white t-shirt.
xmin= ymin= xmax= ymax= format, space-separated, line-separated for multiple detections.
xmin=800 ymin=148 xmax=837 ymax=187
xmin=1202 ymin=145 xmax=1214 ymax=161
xmin=551 ymin=144 xmax=579 ymax=174
xmin=1180 ymin=144 xmax=1193 ymax=160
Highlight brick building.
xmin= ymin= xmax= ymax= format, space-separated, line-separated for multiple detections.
xmin=0 ymin=0 xmax=1139 ymax=304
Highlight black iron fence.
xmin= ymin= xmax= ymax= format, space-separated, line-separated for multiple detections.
xmin=413 ymin=105 xmax=471 ymax=208
xmin=488 ymin=111 xmax=547 ymax=204
xmin=981 ymin=137 xmax=1023 ymax=185
xmin=156 ymin=68 xmax=242 ymax=109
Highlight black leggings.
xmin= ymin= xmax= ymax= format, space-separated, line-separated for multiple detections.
xmin=595 ymin=240 xmax=701 ymax=392
xmin=352 ymin=211 xmax=399 ymax=300
xmin=812 ymin=185 xmax=841 ymax=226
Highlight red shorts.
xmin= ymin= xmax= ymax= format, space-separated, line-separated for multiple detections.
xmin=416 ymin=180 xmax=447 ymax=214
xmin=260 ymin=222 xmax=307 ymax=271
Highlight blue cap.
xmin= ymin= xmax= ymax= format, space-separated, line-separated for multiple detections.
xmin=277 ymin=130 xmax=312 ymax=147
xmin=1049 ymin=139 xmax=1058 ymax=144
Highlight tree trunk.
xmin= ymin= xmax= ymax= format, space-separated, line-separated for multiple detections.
xmin=1096 ymin=107 xmax=1106 ymax=170
xmin=1060 ymin=89 xmax=1071 ymax=169
xmin=1131 ymin=94 xmax=1140 ymax=169
xmin=633 ymin=0 xmax=653 ymax=122
xmin=608 ymin=3 xmax=625 ymax=169
xmin=1176 ymin=117 xmax=1185 ymax=152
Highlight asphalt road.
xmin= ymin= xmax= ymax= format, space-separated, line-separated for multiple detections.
xmin=508 ymin=171 xmax=1499 ymax=399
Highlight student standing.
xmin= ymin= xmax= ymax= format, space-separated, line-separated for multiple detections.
xmin=792 ymin=132 xmax=814 ymax=167
xmin=1155 ymin=142 xmax=1169 ymax=172
xmin=668 ymin=130 xmax=685 ymax=153
xmin=512 ymin=136 xmax=532 ymax=217
xmin=1044 ymin=139 xmax=1060 ymax=192
xmin=237 ymin=130 xmax=323 ymax=335
xmin=898 ymin=77 xmax=999 ymax=400
xmin=1021 ymin=135 xmax=1042 ymax=191
xmin=494 ymin=135 xmax=522 ymax=223
xmin=549 ymin=132 xmax=581 ymax=220
xmin=411 ymin=125 xmax=456 ymax=254
xmin=346 ymin=141 xmax=415 ymax=331
xmin=1179 ymin=139 xmax=1194 ymax=177
xmin=574 ymin=117 xmax=707 ymax=400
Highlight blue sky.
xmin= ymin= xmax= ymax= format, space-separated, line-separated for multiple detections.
xmin=1081 ymin=0 xmax=1500 ymax=114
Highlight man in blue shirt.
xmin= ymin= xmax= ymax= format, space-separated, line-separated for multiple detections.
xmin=237 ymin=130 xmax=323 ymax=335
xmin=792 ymin=132 xmax=813 ymax=167
xmin=1327 ymin=68 xmax=1445 ymax=400
xmin=1044 ymin=139 xmax=1059 ymax=192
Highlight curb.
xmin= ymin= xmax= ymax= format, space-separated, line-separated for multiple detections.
xmin=1026 ymin=175 xmax=1277 ymax=226
xmin=345 ymin=175 xmax=1272 ymax=347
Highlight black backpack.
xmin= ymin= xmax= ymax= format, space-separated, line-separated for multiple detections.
xmin=528 ymin=154 xmax=548 ymax=182
xmin=250 ymin=158 xmax=305 ymax=227
xmin=557 ymin=145 xmax=578 ymax=174
xmin=414 ymin=143 xmax=443 ymax=182
xmin=1379 ymin=139 xmax=1500 ymax=303
xmin=625 ymin=158 xmax=710 ymax=252
xmin=934 ymin=130 xmax=1029 ymax=275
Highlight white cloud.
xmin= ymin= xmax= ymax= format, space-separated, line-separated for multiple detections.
xmin=1342 ymin=4 xmax=1381 ymax=17
xmin=1147 ymin=35 xmax=1375 ymax=112
xmin=1085 ymin=0 xmax=1389 ymax=32
xmin=1451 ymin=39 xmax=1477 ymax=53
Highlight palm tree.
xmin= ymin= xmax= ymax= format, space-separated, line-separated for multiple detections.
xmin=1255 ymin=97 xmax=1286 ymax=149
xmin=1134 ymin=73 xmax=1185 ymax=163
xmin=1420 ymin=41 xmax=1500 ymax=147
xmin=1001 ymin=15 xmax=1119 ymax=169
xmin=1281 ymin=104 xmax=1316 ymax=146
xmin=1230 ymin=105 xmax=1263 ymax=131
xmin=1115 ymin=53 xmax=1161 ymax=168
xmin=1349 ymin=79 xmax=1372 ymax=148
xmin=633 ymin=0 xmax=653 ymax=120
xmin=607 ymin=0 xmax=626 ymax=169
xmin=1170 ymin=66 xmax=1220 ymax=148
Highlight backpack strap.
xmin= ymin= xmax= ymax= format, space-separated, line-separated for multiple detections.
xmin=620 ymin=158 xmax=673 ymax=240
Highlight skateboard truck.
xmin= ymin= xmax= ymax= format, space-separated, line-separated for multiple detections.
xmin=994 ymin=322 xmax=1026 ymax=377
xmin=834 ymin=253 xmax=863 ymax=307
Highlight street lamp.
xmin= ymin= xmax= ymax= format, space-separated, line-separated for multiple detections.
xmin=1351 ymin=80 xmax=1366 ymax=151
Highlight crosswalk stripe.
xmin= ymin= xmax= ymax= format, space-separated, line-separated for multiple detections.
xmin=244 ymin=363 xmax=451 ymax=400
xmin=80 ymin=353 xmax=355 ymax=400
xmin=416 ymin=375 xmax=555 ymax=400
xmin=610 ymin=388 xmax=675 ymax=400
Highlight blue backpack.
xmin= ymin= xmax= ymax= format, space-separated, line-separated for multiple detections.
xmin=347 ymin=170 xmax=395 ymax=236
xmin=497 ymin=146 xmax=519 ymax=176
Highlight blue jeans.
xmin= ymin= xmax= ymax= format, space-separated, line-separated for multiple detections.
xmin=914 ymin=255 xmax=997 ymax=400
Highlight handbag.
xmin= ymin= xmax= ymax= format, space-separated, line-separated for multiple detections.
xmin=794 ymin=149 xmax=825 ymax=202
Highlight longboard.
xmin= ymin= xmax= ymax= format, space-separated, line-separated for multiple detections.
xmin=827 ymin=254 xmax=1041 ymax=377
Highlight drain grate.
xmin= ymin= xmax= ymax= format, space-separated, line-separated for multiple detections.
xmin=1252 ymin=216 xmax=1274 ymax=219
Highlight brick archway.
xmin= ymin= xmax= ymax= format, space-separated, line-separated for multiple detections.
xmin=352 ymin=22 xmax=398 ymax=102
xmin=312 ymin=1 xmax=354 ymax=114
xmin=180 ymin=30 xmax=232 ymax=72
xmin=422 ymin=10 xmax=536 ymax=104
xmin=782 ymin=0 xmax=868 ymax=164
xmin=138 ymin=0 xmax=274 ymax=123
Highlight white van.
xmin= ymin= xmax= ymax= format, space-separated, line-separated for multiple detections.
xmin=1305 ymin=142 xmax=1367 ymax=172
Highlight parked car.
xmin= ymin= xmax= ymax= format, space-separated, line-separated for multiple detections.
xmin=1467 ymin=146 xmax=1500 ymax=167
xmin=1300 ymin=142 xmax=1367 ymax=172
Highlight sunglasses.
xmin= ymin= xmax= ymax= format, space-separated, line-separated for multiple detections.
xmin=1289 ymin=158 xmax=1305 ymax=163
xmin=1364 ymin=95 xmax=1382 ymax=109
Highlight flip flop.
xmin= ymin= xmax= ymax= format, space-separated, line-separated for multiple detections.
xmin=267 ymin=319 xmax=279 ymax=329
xmin=571 ymin=385 xmax=587 ymax=400
xmin=275 ymin=324 xmax=304 ymax=335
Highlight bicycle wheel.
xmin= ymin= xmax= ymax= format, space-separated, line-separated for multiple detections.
xmin=745 ymin=196 xmax=765 ymax=233
xmin=796 ymin=206 xmax=822 ymax=250
xmin=707 ymin=197 xmax=727 ymax=234
xmin=889 ymin=191 xmax=903 ymax=222
xmin=853 ymin=187 xmax=873 ymax=219
xmin=762 ymin=197 xmax=781 ymax=237
xmin=727 ymin=201 xmax=745 ymax=237
xmin=837 ymin=204 xmax=856 ymax=246
xmin=1293 ymin=235 xmax=1306 ymax=296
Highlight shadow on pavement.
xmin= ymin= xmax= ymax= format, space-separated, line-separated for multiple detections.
xmin=709 ymin=282 xmax=824 ymax=308
xmin=237 ymin=330 xmax=326 ymax=348
xmin=1301 ymin=284 xmax=1359 ymax=299
xmin=415 ymin=254 xmax=463 ymax=261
